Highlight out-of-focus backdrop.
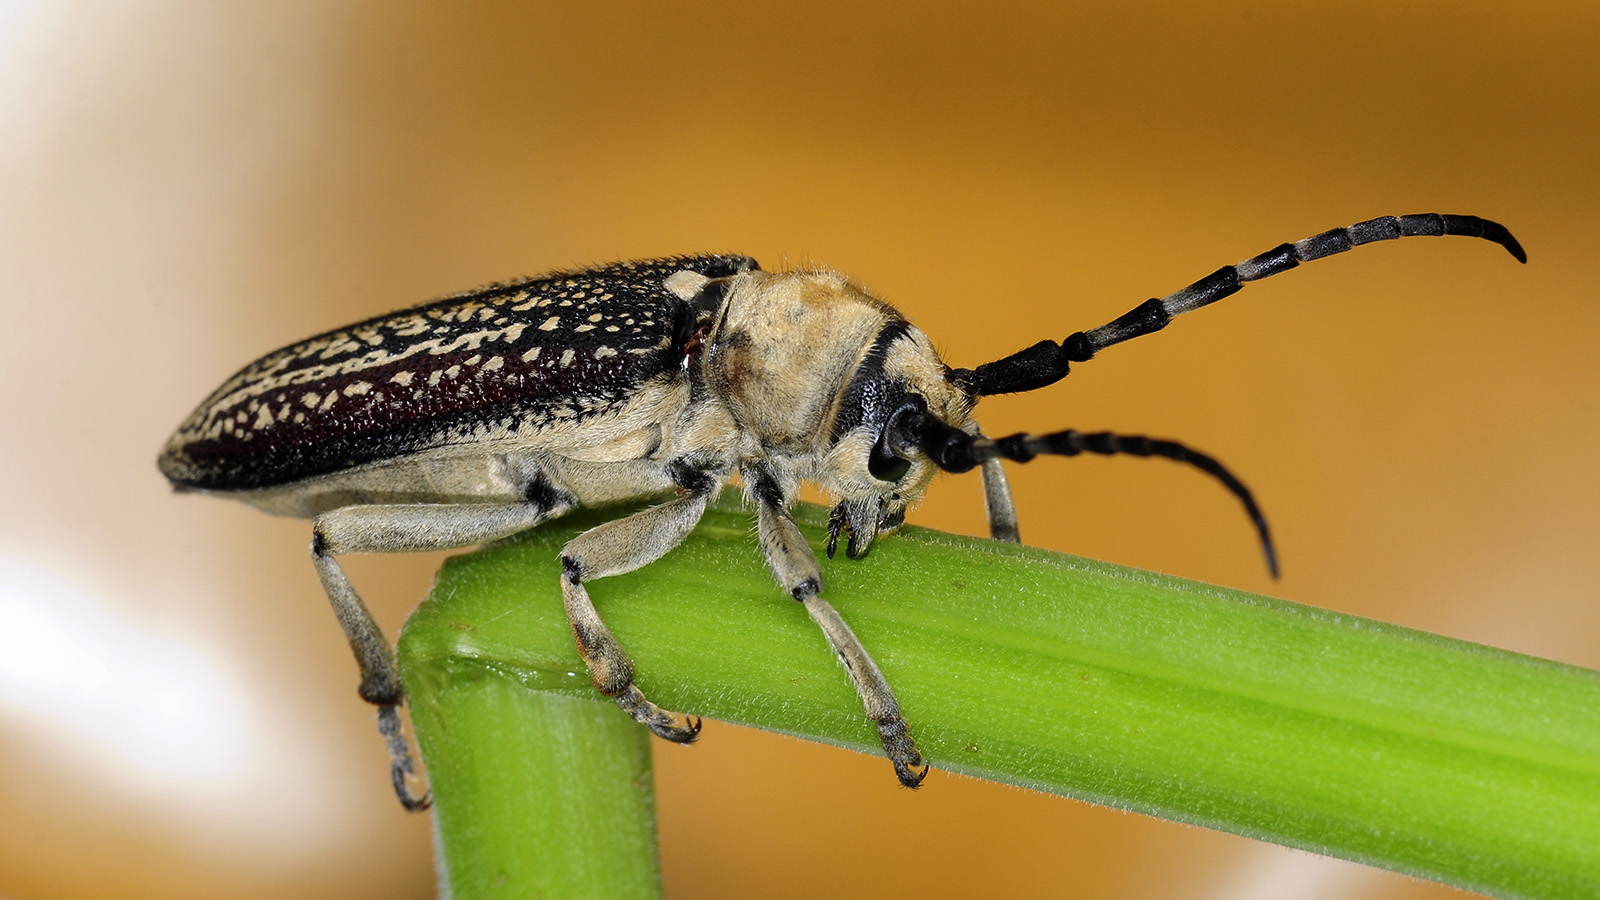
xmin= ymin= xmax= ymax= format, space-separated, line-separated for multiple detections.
xmin=2 ymin=3 xmax=1595 ymax=898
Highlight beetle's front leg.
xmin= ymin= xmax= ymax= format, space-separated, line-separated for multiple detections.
xmin=748 ymin=472 xmax=928 ymax=788
xmin=312 ymin=494 xmax=575 ymax=810
xmin=558 ymin=477 xmax=716 ymax=741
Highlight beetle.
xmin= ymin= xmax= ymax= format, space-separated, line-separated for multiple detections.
xmin=159 ymin=213 xmax=1524 ymax=810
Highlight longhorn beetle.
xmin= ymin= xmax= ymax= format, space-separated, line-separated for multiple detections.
xmin=159 ymin=213 xmax=1525 ymax=810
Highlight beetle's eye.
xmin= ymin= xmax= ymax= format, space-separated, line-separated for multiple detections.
xmin=868 ymin=396 xmax=928 ymax=483
xmin=869 ymin=430 xmax=912 ymax=482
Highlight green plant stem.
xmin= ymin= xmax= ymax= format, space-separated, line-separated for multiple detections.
xmin=403 ymin=662 xmax=660 ymax=899
xmin=399 ymin=496 xmax=1600 ymax=900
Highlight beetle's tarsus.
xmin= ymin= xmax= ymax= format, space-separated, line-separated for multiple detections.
xmin=378 ymin=704 xmax=433 ymax=812
xmin=615 ymin=684 xmax=703 ymax=743
xmin=392 ymin=765 xmax=433 ymax=812
xmin=826 ymin=503 xmax=846 ymax=559
xmin=895 ymin=760 xmax=931 ymax=789
xmin=876 ymin=714 xmax=929 ymax=788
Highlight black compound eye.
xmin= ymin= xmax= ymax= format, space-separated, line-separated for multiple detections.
xmin=868 ymin=431 xmax=912 ymax=482
xmin=867 ymin=395 xmax=928 ymax=483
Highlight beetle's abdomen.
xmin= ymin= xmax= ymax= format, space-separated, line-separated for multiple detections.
xmin=160 ymin=255 xmax=755 ymax=491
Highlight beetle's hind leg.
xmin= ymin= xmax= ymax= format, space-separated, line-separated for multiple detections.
xmin=311 ymin=493 xmax=576 ymax=810
xmin=558 ymin=479 xmax=716 ymax=742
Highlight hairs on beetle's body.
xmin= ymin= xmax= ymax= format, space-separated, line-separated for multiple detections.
xmin=159 ymin=213 xmax=1524 ymax=809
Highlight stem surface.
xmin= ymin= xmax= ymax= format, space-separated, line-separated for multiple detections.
xmin=399 ymin=497 xmax=1600 ymax=900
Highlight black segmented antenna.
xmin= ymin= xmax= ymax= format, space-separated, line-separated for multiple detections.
xmin=951 ymin=214 xmax=1525 ymax=397
xmin=893 ymin=405 xmax=1278 ymax=575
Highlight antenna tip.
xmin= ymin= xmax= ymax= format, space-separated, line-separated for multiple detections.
xmin=1481 ymin=219 xmax=1527 ymax=264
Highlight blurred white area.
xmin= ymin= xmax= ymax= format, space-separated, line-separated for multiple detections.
xmin=0 ymin=549 xmax=288 ymax=822
xmin=0 ymin=3 xmax=435 ymax=897
xmin=1211 ymin=845 xmax=1381 ymax=900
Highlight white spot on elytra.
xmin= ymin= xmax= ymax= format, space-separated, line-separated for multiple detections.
xmin=319 ymin=393 xmax=337 ymax=411
xmin=539 ymin=316 xmax=560 ymax=331
xmin=663 ymin=270 xmax=710 ymax=300
xmin=301 ymin=392 xmax=320 ymax=408
xmin=521 ymin=347 xmax=542 ymax=362
xmin=465 ymin=354 xmax=482 ymax=366
xmin=575 ymin=324 xmax=595 ymax=332
xmin=445 ymin=365 xmax=461 ymax=379
xmin=594 ymin=346 xmax=617 ymax=359
xmin=587 ymin=312 xmax=603 ymax=322
xmin=559 ymin=349 xmax=575 ymax=366
xmin=343 ymin=381 xmax=372 ymax=396
xmin=390 ymin=371 xmax=414 ymax=386
xmin=253 ymin=406 xmax=274 ymax=430
xmin=484 ymin=356 xmax=504 ymax=371
xmin=428 ymin=371 xmax=443 ymax=386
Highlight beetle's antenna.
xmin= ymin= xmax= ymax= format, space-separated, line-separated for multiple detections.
xmin=906 ymin=414 xmax=1278 ymax=576
xmin=951 ymin=214 xmax=1525 ymax=397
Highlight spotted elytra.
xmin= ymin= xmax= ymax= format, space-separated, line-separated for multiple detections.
xmin=159 ymin=214 xmax=1525 ymax=809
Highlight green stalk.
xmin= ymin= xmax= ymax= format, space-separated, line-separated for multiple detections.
xmin=398 ymin=496 xmax=1600 ymax=900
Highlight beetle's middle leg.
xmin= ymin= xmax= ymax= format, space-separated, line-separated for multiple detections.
xmin=559 ymin=468 xmax=718 ymax=742
xmin=311 ymin=491 xmax=576 ymax=809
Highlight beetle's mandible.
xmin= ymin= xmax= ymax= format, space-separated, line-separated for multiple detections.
xmin=159 ymin=214 xmax=1525 ymax=810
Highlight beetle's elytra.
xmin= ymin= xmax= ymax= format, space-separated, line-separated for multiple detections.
xmin=160 ymin=214 xmax=1525 ymax=810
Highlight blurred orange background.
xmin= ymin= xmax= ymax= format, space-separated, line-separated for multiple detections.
xmin=2 ymin=2 xmax=1596 ymax=898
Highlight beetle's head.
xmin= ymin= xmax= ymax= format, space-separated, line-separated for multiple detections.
xmin=814 ymin=318 xmax=975 ymax=558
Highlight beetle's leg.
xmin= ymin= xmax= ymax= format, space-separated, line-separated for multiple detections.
xmin=312 ymin=494 xmax=575 ymax=810
xmin=748 ymin=470 xmax=928 ymax=787
xmin=979 ymin=457 xmax=1020 ymax=543
xmin=558 ymin=478 xmax=716 ymax=742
